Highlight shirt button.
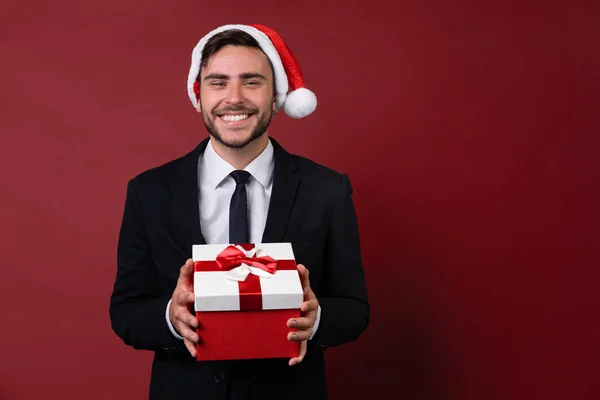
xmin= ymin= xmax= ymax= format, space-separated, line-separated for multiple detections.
xmin=214 ymin=372 xmax=225 ymax=383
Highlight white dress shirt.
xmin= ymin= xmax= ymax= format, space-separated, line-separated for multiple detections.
xmin=166 ymin=138 xmax=320 ymax=341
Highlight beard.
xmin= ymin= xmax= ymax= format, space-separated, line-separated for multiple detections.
xmin=202 ymin=104 xmax=272 ymax=149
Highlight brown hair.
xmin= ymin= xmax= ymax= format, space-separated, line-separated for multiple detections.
xmin=198 ymin=29 xmax=275 ymax=81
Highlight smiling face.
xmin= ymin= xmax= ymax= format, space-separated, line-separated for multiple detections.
xmin=198 ymin=45 xmax=276 ymax=149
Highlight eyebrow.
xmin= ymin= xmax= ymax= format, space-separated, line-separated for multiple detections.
xmin=204 ymin=73 xmax=268 ymax=81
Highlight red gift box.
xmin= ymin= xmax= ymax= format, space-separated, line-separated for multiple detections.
xmin=192 ymin=243 xmax=303 ymax=361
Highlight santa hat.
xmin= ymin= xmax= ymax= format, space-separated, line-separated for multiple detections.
xmin=187 ymin=24 xmax=317 ymax=119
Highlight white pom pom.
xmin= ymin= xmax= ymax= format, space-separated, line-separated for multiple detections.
xmin=283 ymin=88 xmax=317 ymax=118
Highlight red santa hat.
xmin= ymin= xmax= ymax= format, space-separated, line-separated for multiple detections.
xmin=187 ymin=24 xmax=317 ymax=119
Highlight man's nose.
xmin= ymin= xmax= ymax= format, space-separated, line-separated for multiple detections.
xmin=226 ymin=83 xmax=244 ymax=104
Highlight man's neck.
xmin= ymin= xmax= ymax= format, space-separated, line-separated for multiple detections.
xmin=210 ymin=134 xmax=269 ymax=170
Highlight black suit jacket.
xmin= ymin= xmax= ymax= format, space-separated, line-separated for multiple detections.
xmin=109 ymin=137 xmax=370 ymax=400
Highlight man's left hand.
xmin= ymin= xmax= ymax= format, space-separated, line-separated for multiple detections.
xmin=287 ymin=263 xmax=319 ymax=366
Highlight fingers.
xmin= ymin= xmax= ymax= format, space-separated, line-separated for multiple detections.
xmin=184 ymin=338 xmax=197 ymax=358
xmin=287 ymin=315 xmax=316 ymax=330
xmin=181 ymin=311 xmax=198 ymax=329
xmin=289 ymin=341 xmax=307 ymax=366
xmin=288 ymin=328 xmax=313 ymax=341
xmin=169 ymin=293 xmax=195 ymax=320
xmin=174 ymin=302 xmax=199 ymax=359
xmin=300 ymin=299 xmax=318 ymax=314
xmin=286 ymin=267 xmax=319 ymax=347
xmin=174 ymin=313 xmax=199 ymax=339
xmin=173 ymin=259 xmax=198 ymax=358
xmin=169 ymin=291 xmax=199 ymax=343
xmin=174 ymin=290 xmax=195 ymax=306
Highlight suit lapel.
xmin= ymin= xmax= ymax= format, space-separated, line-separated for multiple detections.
xmin=261 ymin=138 xmax=299 ymax=243
xmin=164 ymin=138 xmax=209 ymax=257
xmin=165 ymin=136 xmax=298 ymax=252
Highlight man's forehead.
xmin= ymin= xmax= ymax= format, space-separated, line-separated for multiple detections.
xmin=201 ymin=46 xmax=273 ymax=79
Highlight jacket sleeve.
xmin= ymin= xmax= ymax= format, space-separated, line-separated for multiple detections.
xmin=310 ymin=173 xmax=370 ymax=351
xmin=109 ymin=179 xmax=186 ymax=352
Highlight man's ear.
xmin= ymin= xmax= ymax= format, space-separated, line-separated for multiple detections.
xmin=272 ymin=97 xmax=277 ymax=113
xmin=194 ymin=77 xmax=202 ymax=113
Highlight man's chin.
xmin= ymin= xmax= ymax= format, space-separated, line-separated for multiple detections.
xmin=208 ymin=129 xmax=265 ymax=150
xmin=215 ymin=137 xmax=253 ymax=149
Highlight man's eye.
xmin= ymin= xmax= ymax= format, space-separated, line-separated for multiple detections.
xmin=210 ymin=81 xmax=225 ymax=87
xmin=245 ymin=81 xmax=260 ymax=86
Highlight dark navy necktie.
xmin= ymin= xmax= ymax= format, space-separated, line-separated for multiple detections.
xmin=229 ymin=170 xmax=251 ymax=244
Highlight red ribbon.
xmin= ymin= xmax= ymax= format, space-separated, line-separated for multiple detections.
xmin=194 ymin=245 xmax=297 ymax=311
xmin=215 ymin=245 xmax=278 ymax=275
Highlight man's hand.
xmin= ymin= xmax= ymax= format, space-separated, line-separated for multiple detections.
xmin=168 ymin=258 xmax=199 ymax=357
xmin=287 ymin=264 xmax=319 ymax=366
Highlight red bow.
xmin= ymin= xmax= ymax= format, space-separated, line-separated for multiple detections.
xmin=215 ymin=245 xmax=278 ymax=275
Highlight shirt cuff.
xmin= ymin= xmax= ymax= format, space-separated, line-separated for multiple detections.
xmin=166 ymin=299 xmax=184 ymax=340
xmin=309 ymin=305 xmax=322 ymax=340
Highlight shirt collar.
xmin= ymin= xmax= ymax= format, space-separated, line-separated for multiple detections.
xmin=202 ymin=138 xmax=274 ymax=189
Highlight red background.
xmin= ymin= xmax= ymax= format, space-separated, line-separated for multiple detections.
xmin=1 ymin=1 xmax=598 ymax=399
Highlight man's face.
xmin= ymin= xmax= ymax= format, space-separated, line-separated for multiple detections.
xmin=198 ymin=45 xmax=276 ymax=149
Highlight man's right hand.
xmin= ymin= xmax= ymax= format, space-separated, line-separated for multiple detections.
xmin=169 ymin=258 xmax=199 ymax=357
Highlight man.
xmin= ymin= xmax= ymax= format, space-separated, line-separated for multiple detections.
xmin=109 ymin=24 xmax=369 ymax=400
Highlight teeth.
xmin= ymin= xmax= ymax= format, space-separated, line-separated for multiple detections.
xmin=221 ymin=114 xmax=249 ymax=122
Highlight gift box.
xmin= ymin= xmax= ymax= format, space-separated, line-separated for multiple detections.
xmin=192 ymin=242 xmax=303 ymax=361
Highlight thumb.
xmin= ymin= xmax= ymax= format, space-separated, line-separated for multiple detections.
xmin=297 ymin=264 xmax=312 ymax=294
xmin=178 ymin=258 xmax=194 ymax=288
